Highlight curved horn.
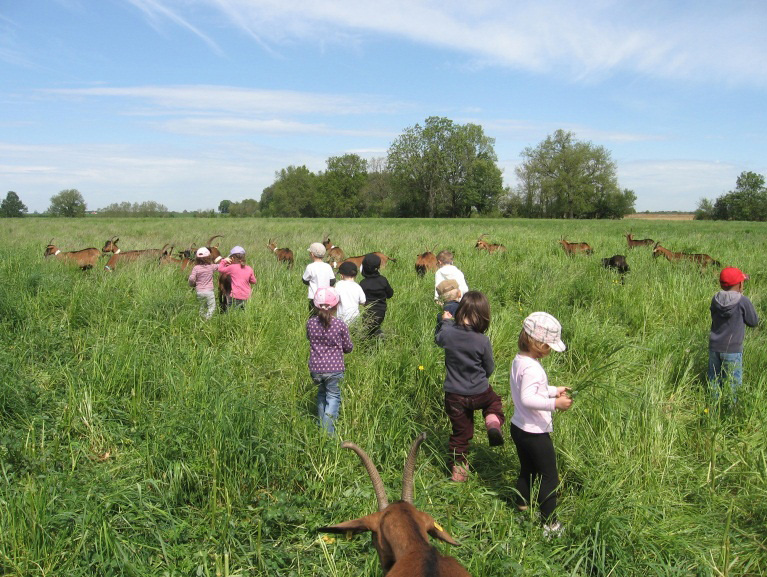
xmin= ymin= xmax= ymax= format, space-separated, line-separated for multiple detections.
xmin=207 ymin=234 xmax=222 ymax=247
xmin=401 ymin=432 xmax=427 ymax=504
xmin=341 ymin=441 xmax=388 ymax=511
xmin=48 ymin=237 xmax=54 ymax=246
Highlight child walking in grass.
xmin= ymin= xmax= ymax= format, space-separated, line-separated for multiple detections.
xmin=435 ymin=290 xmax=505 ymax=482
xmin=188 ymin=247 xmax=217 ymax=320
xmin=307 ymin=287 xmax=353 ymax=434
xmin=708 ymin=266 xmax=759 ymax=403
xmin=217 ymin=246 xmax=257 ymax=310
xmin=434 ymin=250 xmax=469 ymax=301
xmin=303 ymin=242 xmax=336 ymax=313
xmin=510 ymin=312 xmax=572 ymax=537
xmin=359 ymin=253 xmax=393 ymax=338
xmin=335 ymin=261 xmax=366 ymax=326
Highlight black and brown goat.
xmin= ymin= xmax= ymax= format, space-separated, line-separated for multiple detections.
xmin=652 ymin=243 xmax=720 ymax=267
xmin=266 ymin=239 xmax=294 ymax=268
xmin=319 ymin=433 xmax=472 ymax=577
xmin=602 ymin=254 xmax=630 ymax=274
xmin=158 ymin=246 xmax=194 ymax=271
xmin=625 ymin=233 xmax=654 ymax=248
xmin=559 ymin=238 xmax=593 ymax=255
xmin=474 ymin=234 xmax=506 ymax=253
xmin=44 ymin=240 xmax=101 ymax=270
xmin=415 ymin=248 xmax=438 ymax=277
xmin=322 ymin=234 xmax=346 ymax=268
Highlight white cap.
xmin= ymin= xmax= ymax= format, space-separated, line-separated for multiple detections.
xmin=523 ymin=312 xmax=566 ymax=352
xmin=196 ymin=247 xmax=211 ymax=258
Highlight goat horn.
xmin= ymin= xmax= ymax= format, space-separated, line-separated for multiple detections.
xmin=341 ymin=441 xmax=388 ymax=511
xmin=401 ymin=432 xmax=427 ymax=504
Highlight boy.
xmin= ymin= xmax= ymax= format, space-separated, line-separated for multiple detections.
xmin=335 ymin=261 xmax=366 ymax=325
xmin=434 ymin=250 xmax=469 ymax=301
xmin=708 ymin=266 xmax=759 ymax=401
xmin=303 ymin=242 xmax=335 ymax=312
xmin=359 ymin=253 xmax=393 ymax=338
xmin=435 ymin=278 xmax=462 ymax=336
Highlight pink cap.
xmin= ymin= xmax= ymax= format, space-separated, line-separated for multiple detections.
xmin=313 ymin=287 xmax=339 ymax=310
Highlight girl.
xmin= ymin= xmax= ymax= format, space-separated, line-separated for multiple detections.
xmin=307 ymin=287 xmax=353 ymax=434
xmin=217 ymin=246 xmax=257 ymax=310
xmin=510 ymin=312 xmax=572 ymax=536
xmin=435 ymin=290 xmax=505 ymax=482
xmin=188 ymin=246 xmax=217 ymax=319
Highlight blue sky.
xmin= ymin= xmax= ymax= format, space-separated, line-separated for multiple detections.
xmin=2 ymin=0 xmax=766 ymax=213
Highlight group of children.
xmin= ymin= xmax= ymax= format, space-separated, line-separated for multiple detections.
xmin=190 ymin=239 xmax=758 ymax=536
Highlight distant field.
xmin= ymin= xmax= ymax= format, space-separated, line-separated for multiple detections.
xmin=1 ymin=217 xmax=765 ymax=576
xmin=625 ymin=212 xmax=695 ymax=220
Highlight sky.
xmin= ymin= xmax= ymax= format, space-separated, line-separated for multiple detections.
xmin=1 ymin=0 xmax=766 ymax=214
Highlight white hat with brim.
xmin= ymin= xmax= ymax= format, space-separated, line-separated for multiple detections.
xmin=523 ymin=312 xmax=566 ymax=352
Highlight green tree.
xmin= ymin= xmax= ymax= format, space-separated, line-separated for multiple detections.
xmin=228 ymin=199 xmax=260 ymax=217
xmin=359 ymin=157 xmax=397 ymax=216
xmin=48 ymin=189 xmax=87 ymax=217
xmin=694 ymin=198 xmax=714 ymax=220
xmin=0 ymin=191 xmax=28 ymax=217
xmin=218 ymin=200 xmax=232 ymax=214
xmin=515 ymin=130 xmax=633 ymax=219
xmin=260 ymin=166 xmax=317 ymax=217
xmin=387 ymin=116 xmax=502 ymax=217
xmin=709 ymin=171 xmax=767 ymax=221
xmin=316 ymin=154 xmax=368 ymax=217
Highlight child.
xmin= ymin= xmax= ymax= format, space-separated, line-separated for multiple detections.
xmin=217 ymin=246 xmax=257 ymax=310
xmin=435 ymin=291 xmax=505 ymax=482
xmin=435 ymin=278 xmax=462 ymax=336
xmin=307 ymin=287 xmax=353 ymax=434
xmin=188 ymin=246 xmax=217 ymax=320
xmin=359 ymin=253 xmax=394 ymax=338
xmin=303 ymin=242 xmax=336 ymax=312
xmin=510 ymin=312 xmax=572 ymax=536
xmin=708 ymin=266 xmax=759 ymax=402
xmin=335 ymin=261 xmax=366 ymax=325
xmin=434 ymin=250 xmax=469 ymax=301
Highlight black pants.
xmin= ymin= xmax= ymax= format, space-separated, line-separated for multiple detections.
xmin=510 ymin=423 xmax=559 ymax=522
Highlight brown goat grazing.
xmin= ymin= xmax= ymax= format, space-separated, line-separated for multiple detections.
xmin=158 ymin=246 xmax=194 ymax=271
xmin=625 ymin=233 xmax=655 ymax=248
xmin=415 ymin=248 xmax=438 ymax=277
xmin=319 ymin=433 xmax=472 ymax=577
xmin=103 ymin=239 xmax=171 ymax=270
xmin=342 ymin=252 xmax=397 ymax=272
xmin=474 ymin=234 xmax=506 ymax=253
xmin=266 ymin=239 xmax=294 ymax=268
xmin=559 ymin=238 xmax=593 ymax=255
xmin=652 ymin=243 xmax=720 ymax=267
xmin=44 ymin=241 xmax=101 ymax=270
xmin=602 ymin=254 xmax=630 ymax=274
xmin=322 ymin=234 xmax=346 ymax=268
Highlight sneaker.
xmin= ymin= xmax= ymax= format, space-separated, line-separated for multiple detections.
xmin=543 ymin=521 xmax=564 ymax=538
xmin=450 ymin=464 xmax=469 ymax=482
xmin=487 ymin=427 xmax=504 ymax=446
xmin=516 ymin=503 xmax=529 ymax=512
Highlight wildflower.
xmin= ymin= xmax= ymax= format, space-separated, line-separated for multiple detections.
xmin=418 ymin=365 xmax=424 ymax=371
xmin=704 ymin=407 xmax=709 ymax=414
xmin=322 ymin=535 xmax=336 ymax=544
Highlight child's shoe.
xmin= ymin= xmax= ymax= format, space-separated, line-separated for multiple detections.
xmin=485 ymin=414 xmax=504 ymax=446
xmin=543 ymin=521 xmax=564 ymax=539
xmin=450 ymin=464 xmax=469 ymax=482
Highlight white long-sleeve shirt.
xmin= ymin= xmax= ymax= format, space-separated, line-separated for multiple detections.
xmin=510 ymin=353 xmax=558 ymax=433
xmin=434 ymin=264 xmax=469 ymax=300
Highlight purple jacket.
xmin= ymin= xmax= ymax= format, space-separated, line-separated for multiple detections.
xmin=307 ymin=317 xmax=353 ymax=373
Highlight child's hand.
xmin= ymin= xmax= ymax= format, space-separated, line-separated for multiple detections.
xmin=555 ymin=395 xmax=573 ymax=411
xmin=556 ymin=386 xmax=571 ymax=397
xmin=442 ymin=311 xmax=453 ymax=320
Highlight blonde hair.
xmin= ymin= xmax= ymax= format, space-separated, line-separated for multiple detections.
xmin=436 ymin=250 xmax=454 ymax=265
xmin=439 ymin=287 xmax=461 ymax=303
xmin=230 ymin=253 xmax=246 ymax=267
xmin=518 ymin=329 xmax=551 ymax=358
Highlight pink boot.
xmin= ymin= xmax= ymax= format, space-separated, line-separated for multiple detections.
xmin=486 ymin=414 xmax=504 ymax=446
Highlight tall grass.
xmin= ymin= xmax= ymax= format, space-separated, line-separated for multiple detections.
xmin=0 ymin=217 xmax=765 ymax=576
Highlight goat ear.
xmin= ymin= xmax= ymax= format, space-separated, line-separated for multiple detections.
xmin=318 ymin=513 xmax=381 ymax=536
xmin=428 ymin=522 xmax=461 ymax=546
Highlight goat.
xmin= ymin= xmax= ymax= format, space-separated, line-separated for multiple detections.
xmin=322 ymin=234 xmax=346 ymax=268
xmin=474 ymin=234 xmax=506 ymax=253
xmin=158 ymin=245 xmax=194 ymax=271
xmin=103 ymin=238 xmax=171 ymax=270
xmin=342 ymin=252 xmax=397 ymax=272
xmin=266 ymin=239 xmax=294 ymax=268
xmin=652 ymin=243 xmax=720 ymax=267
xmin=415 ymin=247 xmax=438 ymax=277
xmin=559 ymin=238 xmax=593 ymax=255
xmin=625 ymin=233 xmax=654 ymax=249
xmin=602 ymin=254 xmax=630 ymax=275
xmin=319 ymin=433 xmax=472 ymax=577
xmin=44 ymin=240 xmax=100 ymax=270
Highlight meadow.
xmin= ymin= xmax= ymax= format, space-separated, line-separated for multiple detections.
xmin=0 ymin=216 xmax=765 ymax=577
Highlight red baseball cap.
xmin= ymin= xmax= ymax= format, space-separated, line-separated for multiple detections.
xmin=719 ymin=267 xmax=748 ymax=286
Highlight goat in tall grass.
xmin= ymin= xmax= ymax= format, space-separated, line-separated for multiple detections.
xmin=415 ymin=247 xmax=438 ymax=277
xmin=652 ymin=243 xmax=720 ymax=266
xmin=319 ymin=433 xmax=472 ymax=577
xmin=266 ymin=239 xmax=294 ymax=268
xmin=625 ymin=233 xmax=654 ymax=248
xmin=342 ymin=252 xmax=397 ymax=272
xmin=44 ymin=240 xmax=101 ymax=270
xmin=474 ymin=234 xmax=506 ymax=253
xmin=559 ymin=238 xmax=593 ymax=255
xmin=322 ymin=234 xmax=346 ymax=268
xmin=102 ymin=237 xmax=171 ymax=270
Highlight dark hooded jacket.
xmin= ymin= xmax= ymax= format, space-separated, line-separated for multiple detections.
xmin=709 ymin=290 xmax=759 ymax=353
xmin=360 ymin=254 xmax=393 ymax=316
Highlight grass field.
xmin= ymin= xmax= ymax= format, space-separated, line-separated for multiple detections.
xmin=1 ymin=217 xmax=765 ymax=576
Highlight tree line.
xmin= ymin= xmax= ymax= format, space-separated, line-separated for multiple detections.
xmin=695 ymin=171 xmax=767 ymax=221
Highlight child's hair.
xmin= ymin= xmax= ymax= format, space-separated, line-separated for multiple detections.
xmin=518 ymin=330 xmax=551 ymax=357
xmin=454 ymin=290 xmax=490 ymax=333
xmin=315 ymin=305 xmax=338 ymax=329
xmin=196 ymin=255 xmax=212 ymax=265
xmin=230 ymin=253 xmax=246 ymax=267
xmin=440 ymin=287 xmax=461 ymax=303
xmin=437 ymin=250 xmax=454 ymax=265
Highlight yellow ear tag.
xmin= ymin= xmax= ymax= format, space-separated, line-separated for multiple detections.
xmin=345 ymin=530 xmax=354 ymax=540
xmin=434 ymin=522 xmax=444 ymax=532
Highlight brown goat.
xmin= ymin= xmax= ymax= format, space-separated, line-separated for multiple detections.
xmin=103 ymin=238 xmax=171 ymax=270
xmin=625 ymin=233 xmax=655 ymax=248
xmin=44 ymin=240 xmax=101 ymax=270
xmin=474 ymin=234 xmax=506 ymax=253
xmin=559 ymin=238 xmax=593 ymax=255
xmin=319 ymin=433 xmax=471 ymax=577
xmin=415 ymin=248 xmax=438 ymax=277
xmin=652 ymin=243 xmax=720 ymax=266
xmin=322 ymin=234 xmax=346 ymax=268
xmin=266 ymin=239 xmax=294 ymax=268
xmin=342 ymin=252 xmax=397 ymax=272
xmin=158 ymin=246 xmax=194 ymax=271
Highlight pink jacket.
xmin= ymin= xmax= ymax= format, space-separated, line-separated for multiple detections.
xmin=188 ymin=263 xmax=216 ymax=293
xmin=510 ymin=353 xmax=558 ymax=433
xmin=218 ymin=260 xmax=257 ymax=300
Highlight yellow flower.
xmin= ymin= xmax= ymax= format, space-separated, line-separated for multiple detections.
xmin=704 ymin=407 xmax=709 ymax=414
xmin=418 ymin=365 xmax=424 ymax=371
xmin=322 ymin=535 xmax=336 ymax=544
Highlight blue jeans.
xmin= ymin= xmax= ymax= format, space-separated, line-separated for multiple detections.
xmin=708 ymin=350 xmax=743 ymax=401
xmin=312 ymin=371 xmax=344 ymax=434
